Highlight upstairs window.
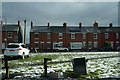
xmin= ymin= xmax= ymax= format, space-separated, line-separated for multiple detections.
xmin=105 ymin=33 xmax=109 ymax=39
xmin=83 ymin=33 xmax=86 ymax=39
xmin=71 ymin=33 xmax=75 ymax=39
xmin=34 ymin=33 xmax=39 ymax=39
xmin=93 ymin=33 xmax=98 ymax=39
xmin=59 ymin=33 xmax=63 ymax=39
xmin=47 ymin=33 xmax=50 ymax=39
xmin=116 ymin=33 xmax=119 ymax=39
xmin=8 ymin=32 xmax=12 ymax=38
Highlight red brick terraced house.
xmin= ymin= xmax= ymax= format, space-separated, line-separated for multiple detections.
xmin=1 ymin=21 xmax=23 ymax=50
xmin=30 ymin=21 xmax=120 ymax=52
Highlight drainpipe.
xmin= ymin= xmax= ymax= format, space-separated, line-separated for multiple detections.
xmin=24 ymin=20 xmax=26 ymax=44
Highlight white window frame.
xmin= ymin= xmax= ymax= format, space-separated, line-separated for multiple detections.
xmin=94 ymin=42 xmax=98 ymax=48
xmin=82 ymin=42 xmax=86 ymax=48
xmin=93 ymin=33 xmax=98 ymax=39
xmin=88 ymin=41 xmax=92 ymax=49
xmin=8 ymin=32 xmax=12 ymax=38
xmin=34 ymin=42 xmax=39 ymax=49
xmin=116 ymin=41 xmax=119 ymax=46
xmin=71 ymin=33 xmax=75 ymax=39
xmin=59 ymin=33 xmax=63 ymax=39
xmin=70 ymin=42 xmax=82 ymax=49
xmin=83 ymin=33 xmax=86 ymax=39
xmin=111 ymin=41 xmax=113 ymax=47
xmin=47 ymin=33 xmax=50 ymax=39
xmin=116 ymin=33 xmax=119 ymax=39
xmin=40 ymin=42 xmax=44 ymax=49
xmin=105 ymin=33 xmax=109 ymax=39
xmin=34 ymin=33 xmax=39 ymax=39
xmin=53 ymin=42 xmax=63 ymax=49
xmin=47 ymin=42 xmax=51 ymax=49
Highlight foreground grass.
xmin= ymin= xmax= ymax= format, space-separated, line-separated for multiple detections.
xmin=9 ymin=54 xmax=60 ymax=66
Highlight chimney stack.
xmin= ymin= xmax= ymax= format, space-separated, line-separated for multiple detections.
xmin=63 ymin=22 xmax=67 ymax=28
xmin=93 ymin=21 xmax=98 ymax=28
xmin=47 ymin=23 xmax=50 ymax=28
xmin=1 ymin=21 xmax=4 ymax=25
xmin=18 ymin=20 xmax=21 ymax=26
xmin=79 ymin=23 xmax=82 ymax=28
xmin=109 ymin=23 xmax=112 ymax=27
xmin=31 ymin=21 xmax=33 ymax=28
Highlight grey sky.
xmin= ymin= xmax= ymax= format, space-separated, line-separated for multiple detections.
xmin=2 ymin=2 xmax=119 ymax=43
xmin=2 ymin=2 xmax=118 ymax=26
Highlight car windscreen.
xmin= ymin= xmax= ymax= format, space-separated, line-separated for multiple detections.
xmin=7 ymin=45 xmax=19 ymax=48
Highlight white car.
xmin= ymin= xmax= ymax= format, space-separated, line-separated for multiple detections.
xmin=4 ymin=43 xmax=30 ymax=59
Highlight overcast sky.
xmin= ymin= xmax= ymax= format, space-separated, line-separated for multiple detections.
xmin=1 ymin=1 xmax=120 ymax=43
xmin=2 ymin=2 xmax=119 ymax=26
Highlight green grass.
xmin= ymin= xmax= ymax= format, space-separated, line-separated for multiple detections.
xmin=9 ymin=54 xmax=60 ymax=66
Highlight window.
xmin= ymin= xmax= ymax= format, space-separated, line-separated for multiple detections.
xmin=111 ymin=41 xmax=113 ymax=48
xmin=40 ymin=42 xmax=44 ymax=49
xmin=53 ymin=42 xmax=63 ymax=49
xmin=70 ymin=42 xmax=82 ymax=49
xmin=34 ymin=33 xmax=39 ymax=39
xmin=116 ymin=41 xmax=119 ymax=46
xmin=47 ymin=33 xmax=50 ymax=39
xmin=83 ymin=33 xmax=86 ymax=39
xmin=82 ymin=42 xmax=86 ymax=48
xmin=71 ymin=33 xmax=75 ymax=39
xmin=34 ymin=42 xmax=39 ymax=49
xmin=88 ymin=41 xmax=92 ymax=49
xmin=93 ymin=33 xmax=98 ymax=39
xmin=47 ymin=42 xmax=51 ymax=49
xmin=105 ymin=33 xmax=109 ymax=39
xmin=94 ymin=42 xmax=98 ymax=48
xmin=8 ymin=32 xmax=12 ymax=38
xmin=7 ymin=45 xmax=19 ymax=48
xmin=59 ymin=33 xmax=63 ymax=39
xmin=116 ymin=33 xmax=119 ymax=39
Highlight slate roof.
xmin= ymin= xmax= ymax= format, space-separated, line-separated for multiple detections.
xmin=30 ymin=26 xmax=50 ymax=33
xmin=30 ymin=25 xmax=120 ymax=33
xmin=1 ymin=25 xmax=19 ymax=31
xmin=98 ymin=27 xmax=120 ymax=33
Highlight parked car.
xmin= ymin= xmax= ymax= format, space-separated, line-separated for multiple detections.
xmin=53 ymin=47 xmax=69 ymax=51
xmin=116 ymin=46 xmax=120 ymax=51
xmin=4 ymin=43 xmax=30 ymax=59
xmin=102 ymin=46 xmax=113 ymax=51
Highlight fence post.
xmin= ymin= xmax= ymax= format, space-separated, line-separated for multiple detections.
xmin=72 ymin=57 xmax=87 ymax=76
xmin=4 ymin=58 xmax=9 ymax=79
xmin=44 ymin=58 xmax=51 ymax=77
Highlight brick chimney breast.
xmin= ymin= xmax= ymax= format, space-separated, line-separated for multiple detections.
xmin=79 ymin=23 xmax=82 ymax=28
xmin=18 ymin=20 xmax=21 ymax=26
xmin=31 ymin=21 xmax=33 ymax=28
xmin=93 ymin=21 xmax=98 ymax=28
xmin=109 ymin=23 xmax=112 ymax=27
xmin=63 ymin=22 xmax=67 ymax=28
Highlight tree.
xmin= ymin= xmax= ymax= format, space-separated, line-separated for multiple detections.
xmin=104 ymin=41 xmax=111 ymax=47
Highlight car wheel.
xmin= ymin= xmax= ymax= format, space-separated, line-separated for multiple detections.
xmin=27 ymin=53 xmax=31 ymax=58
xmin=21 ymin=53 xmax=25 ymax=59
